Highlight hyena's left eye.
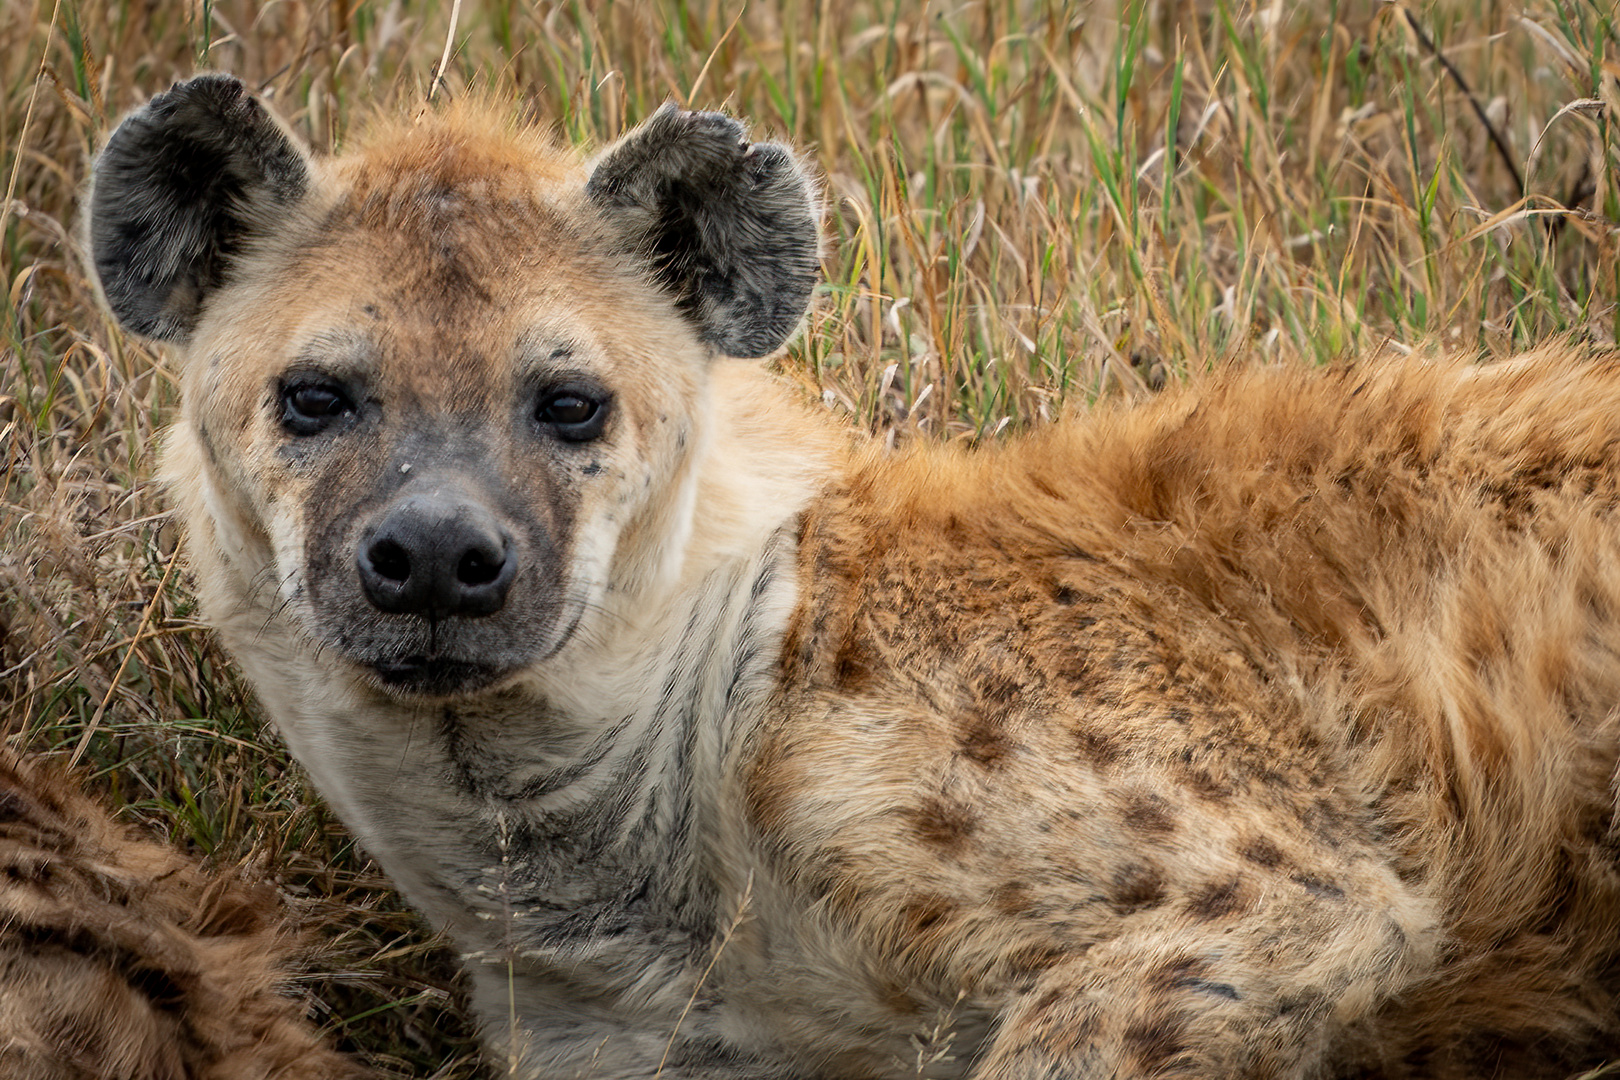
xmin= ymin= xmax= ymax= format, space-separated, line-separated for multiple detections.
xmin=536 ymin=388 xmax=611 ymax=442
xmin=280 ymin=380 xmax=356 ymax=436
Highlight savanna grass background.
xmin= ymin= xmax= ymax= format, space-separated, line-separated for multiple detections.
xmin=3 ymin=0 xmax=1619 ymax=1073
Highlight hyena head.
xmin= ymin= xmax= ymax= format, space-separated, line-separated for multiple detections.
xmin=90 ymin=75 xmax=818 ymax=697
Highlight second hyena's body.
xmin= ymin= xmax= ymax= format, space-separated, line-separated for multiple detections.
xmin=91 ymin=77 xmax=1620 ymax=1078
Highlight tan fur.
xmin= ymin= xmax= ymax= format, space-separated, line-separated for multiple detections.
xmin=0 ymin=753 xmax=372 ymax=1080
xmin=756 ymin=348 xmax=1620 ymax=1076
xmin=99 ymin=91 xmax=1620 ymax=1078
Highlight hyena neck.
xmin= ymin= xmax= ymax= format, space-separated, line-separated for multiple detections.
xmin=230 ymin=522 xmax=809 ymax=1042
xmin=422 ymin=526 xmax=804 ymax=1066
xmin=513 ymin=367 xmax=844 ymax=878
xmin=477 ymin=525 xmax=800 ymax=896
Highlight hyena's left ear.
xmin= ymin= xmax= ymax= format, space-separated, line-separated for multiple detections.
xmin=586 ymin=104 xmax=819 ymax=359
xmin=90 ymin=74 xmax=312 ymax=343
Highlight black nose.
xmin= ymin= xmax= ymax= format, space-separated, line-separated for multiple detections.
xmin=357 ymin=493 xmax=516 ymax=618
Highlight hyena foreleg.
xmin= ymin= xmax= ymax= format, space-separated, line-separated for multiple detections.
xmin=970 ymin=904 xmax=1430 ymax=1080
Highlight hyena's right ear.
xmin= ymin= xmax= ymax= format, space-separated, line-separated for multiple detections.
xmin=90 ymin=74 xmax=311 ymax=343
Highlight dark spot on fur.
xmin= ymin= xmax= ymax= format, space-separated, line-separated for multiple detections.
xmin=899 ymin=895 xmax=956 ymax=935
xmin=1075 ymin=726 xmax=1122 ymax=766
xmin=1302 ymin=797 xmax=1349 ymax=846
xmin=1241 ymin=838 xmax=1286 ymax=869
xmin=1183 ymin=767 xmax=1234 ymax=801
xmin=1188 ymin=877 xmax=1249 ymax=920
xmin=1277 ymin=991 xmax=1326 ymax=1017
xmin=832 ymin=632 xmax=878 ymax=691
xmin=1108 ymin=863 xmax=1167 ymax=914
xmin=958 ymin=713 xmax=1013 ymax=768
xmin=978 ymin=671 xmax=1021 ymax=705
xmin=1121 ymin=792 xmax=1177 ymax=837
xmin=994 ymin=882 xmax=1035 ymax=915
xmin=1122 ymin=1010 xmax=1190 ymax=1072
xmin=1053 ymin=583 xmax=1080 ymax=605
xmin=1006 ymin=943 xmax=1068 ymax=976
xmin=1056 ymin=651 xmax=1096 ymax=687
xmin=1292 ymin=873 xmax=1345 ymax=900
xmin=1151 ymin=959 xmax=1240 ymax=1005
xmin=1258 ymin=766 xmax=1295 ymax=790
xmin=1177 ymin=977 xmax=1241 ymax=1001
xmin=195 ymin=419 xmax=225 ymax=473
xmin=1147 ymin=955 xmax=1207 ymax=987
xmin=906 ymin=796 xmax=978 ymax=851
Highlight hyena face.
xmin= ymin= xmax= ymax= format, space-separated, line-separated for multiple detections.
xmin=91 ymin=75 xmax=818 ymax=696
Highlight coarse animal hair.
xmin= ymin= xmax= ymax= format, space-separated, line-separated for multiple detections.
xmin=0 ymin=751 xmax=372 ymax=1080
xmin=88 ymin=74 xmax=1620 ymax=1079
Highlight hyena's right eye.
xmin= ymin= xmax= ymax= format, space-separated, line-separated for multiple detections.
xmin=280 ymin=381 xmax=356 ymax=436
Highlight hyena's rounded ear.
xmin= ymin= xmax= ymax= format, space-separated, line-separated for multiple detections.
xmin=586 ymin=104 xmax=819 ymax=359
xmin=89 ymin=74 xmax=311 ymax=343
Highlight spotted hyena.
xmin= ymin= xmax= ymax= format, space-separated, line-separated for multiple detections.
xmin=89 ymin=74 xmax=1620 ymax=1079
xmin=0 ymin=752 xmax=371 ymax=1079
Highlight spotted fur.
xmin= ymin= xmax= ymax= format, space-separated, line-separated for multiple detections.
xmin=0 ymin=752 xmax=371 ymax=1080
xmin=91 ymin=76 xmax=1620 ymax=1078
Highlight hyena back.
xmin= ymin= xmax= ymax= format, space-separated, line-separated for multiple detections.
xmin=90 ymin=75 xmax=1620 ymax=1078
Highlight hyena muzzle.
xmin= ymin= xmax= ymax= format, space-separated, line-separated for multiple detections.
xmin=91 ymin=74 xmax=1620 ymax=1079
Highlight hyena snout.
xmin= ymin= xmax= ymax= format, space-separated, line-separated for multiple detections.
xmin=357 ymin=492 xmax=516 ymax=619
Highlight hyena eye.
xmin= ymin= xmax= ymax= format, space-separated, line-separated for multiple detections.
xmin=280 ymin=381 xmax=356 ymax=436
xmin=536 ymin=389 xmax=610 ymax=442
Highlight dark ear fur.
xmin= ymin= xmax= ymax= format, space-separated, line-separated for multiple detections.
xmin=90 ymin=74 xmax=310 ymax=342
xmin=586 ymin=104 xmax=819 ymax=359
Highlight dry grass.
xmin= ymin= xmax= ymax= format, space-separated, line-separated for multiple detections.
xmin=2 ymin=0 xmax=1617 ymax=1073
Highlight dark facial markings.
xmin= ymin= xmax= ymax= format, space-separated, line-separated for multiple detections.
xmin=280 ymin=363 xmax=584 ymax=695
xmin=276 ymin=333 xmax=619 ymax=465
xmin=300 ymin=407 xmax=578 ymax=695
xmin=266 ymin=321 xmax=627 ymax=694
